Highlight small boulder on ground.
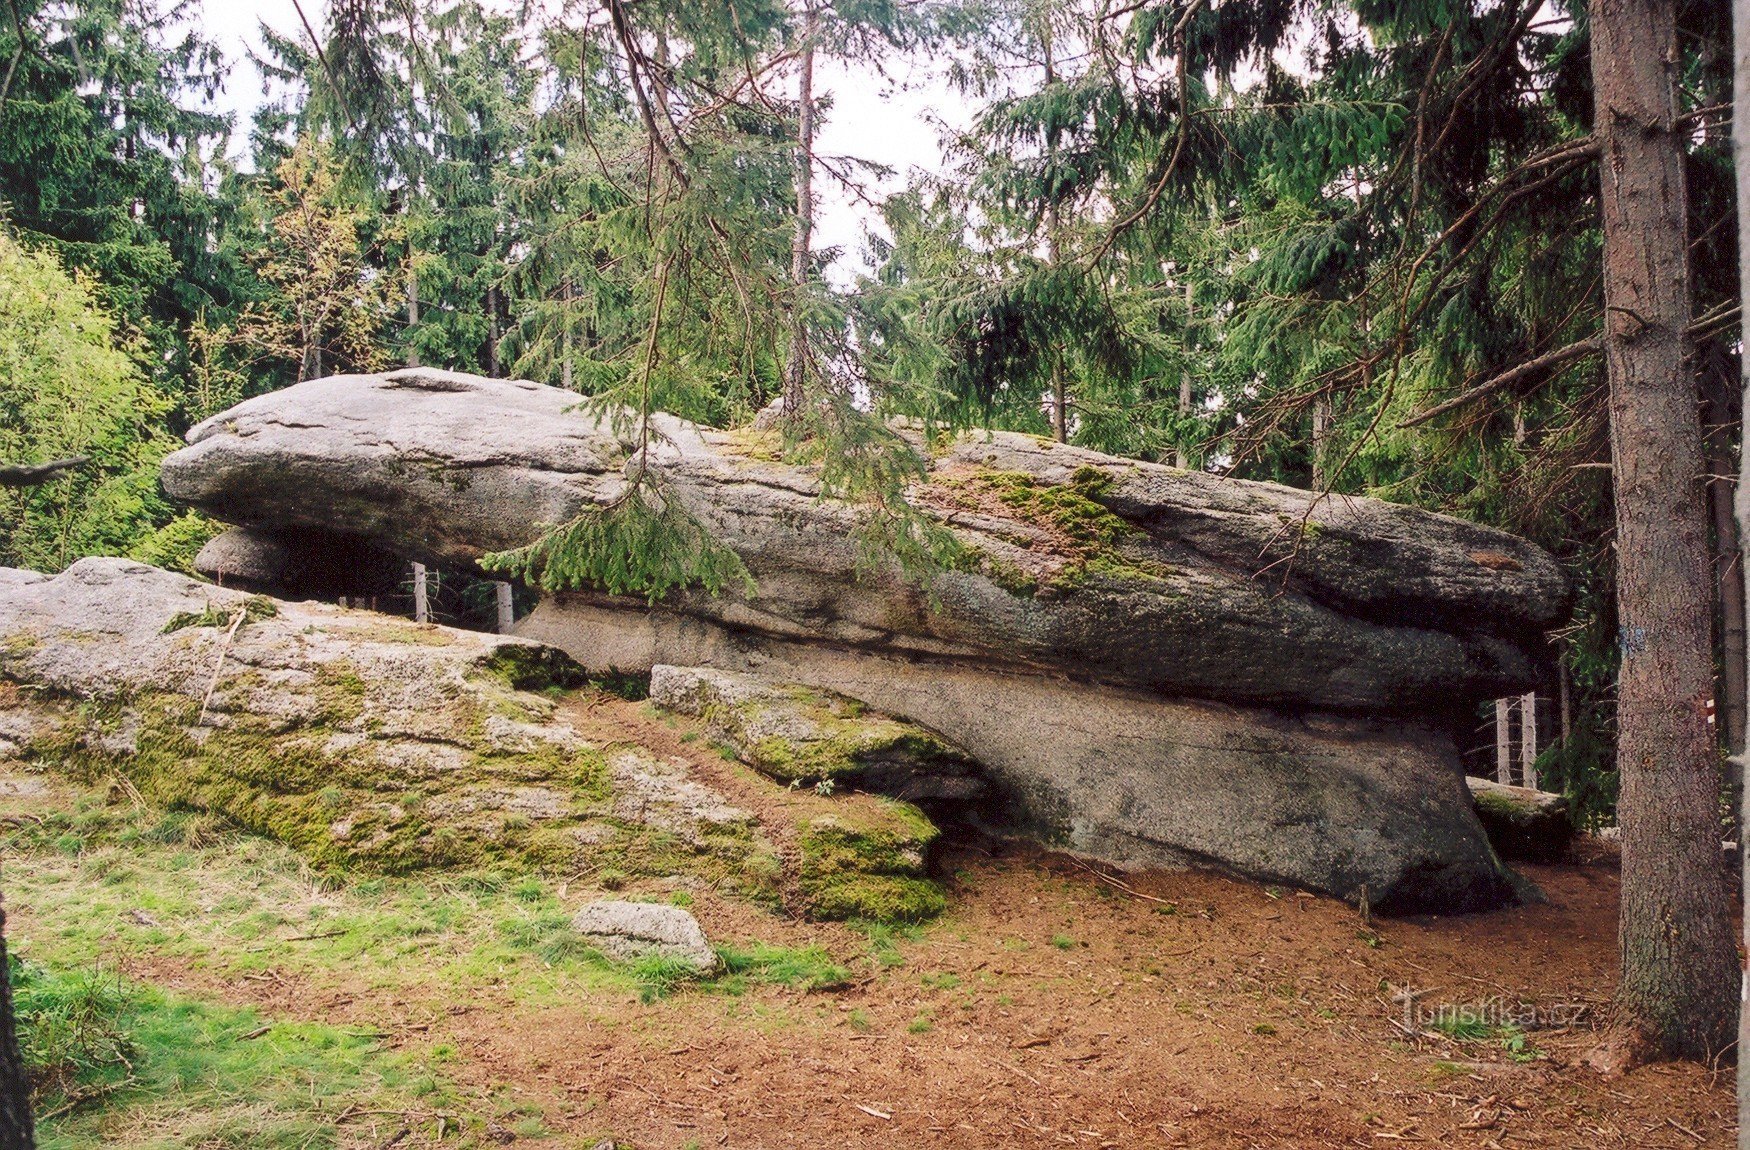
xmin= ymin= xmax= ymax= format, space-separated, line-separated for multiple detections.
xmin=1467 ymin=776 xmax=1573 ymax=862
xmin=571 ymin=900 xmax=719 ymax=971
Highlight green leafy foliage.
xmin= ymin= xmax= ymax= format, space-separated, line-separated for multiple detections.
xmin=0 ymin=231 xmax=176 ymax=571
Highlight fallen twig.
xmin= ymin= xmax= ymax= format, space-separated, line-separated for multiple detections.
xmin=196 ymin=608 xmax=249 ymax=726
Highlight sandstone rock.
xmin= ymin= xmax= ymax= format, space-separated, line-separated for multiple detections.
xmin=0 ymin=559 xmax=763 ymax=884
xmin=648 ymin=664 xmax=985 ymax=804
xmin=531 ymin=600 xmax=1513 ymax=913
xmin=1467 ymin=777 xmax=1573 ymax=863
xmin=155 ymin=369 xmax=1570 ymax=912
xmin=160 ymin=369 xmax=1566 ymax=714
xmin=571 ymin=900 xmax=718 ymax=971
xmin=0 ymin=559 xmax=948 ymax=921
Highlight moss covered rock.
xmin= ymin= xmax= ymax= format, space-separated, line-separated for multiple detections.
xmin=794 ymin=800 xmax=946 ymax=922
xmin=0 ymin=559 xmax=777 ymax=896
xmin=648 ymin=664 xmax=984 ymax=804
xmin=1467 ymin=776 xmax=1573 ymax=863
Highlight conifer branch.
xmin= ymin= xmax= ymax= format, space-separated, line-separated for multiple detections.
xmin=1397 ymin=338 xmax=1602 ymax=428
xmin=0 ymin=456 xmax=86 ymax=487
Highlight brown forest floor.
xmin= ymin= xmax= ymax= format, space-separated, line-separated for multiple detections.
xmin=7 ymin=693 xmax=1740 ymax=1149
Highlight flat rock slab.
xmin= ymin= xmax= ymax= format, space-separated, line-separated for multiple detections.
xmin=572 ymin=901 xmax=718 ymax=971
xmin=160 ymin=369 xmax=1568 ymax=714
xmin=1467 ymin=776 xmax=1573 ymax=863
xmin=0 ymin=559 xmax=951 ymax=922
xmin=0 ymin=559 xmax=763 ymax=884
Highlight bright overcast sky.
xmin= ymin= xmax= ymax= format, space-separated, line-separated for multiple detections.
xmin=196 ymin=1 xmax=969 ymax=283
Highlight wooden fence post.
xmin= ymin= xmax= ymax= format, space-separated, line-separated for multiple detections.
xmin=412 ymin=563 xmax=429 ymax=624
xmin=1495 ymin=698 xmax=1512 ymax=783
xmin=1519 ymin=691 xmax=1538 ymax=790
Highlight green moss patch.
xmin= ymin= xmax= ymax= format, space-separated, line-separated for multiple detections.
xmin=710 ymin=684 xmax=970 ymax=788
xmin=922 ymin=466 xmax=1178 ymax=596
xmin=22 ymin=682 xmax=773 ymax=891
xmin=794 ymin=799 xmax=945 ymax=923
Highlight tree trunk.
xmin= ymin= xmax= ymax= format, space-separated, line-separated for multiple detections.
xmin=781 ymin=4 xmax=817 ymax=422
xmin=486 ymin=283 xmax=500 ymax=379
xmin=1176 ymin=281 xmax=1193 ymax=469
xmin=0 ymin=878 xmax=35 ymax=1150
xmin=405 ymin=257 xmax=420 ymax=369
xmin=1591 ymin=0 xmax=1738 ymax=1063
xmin=1704 ymin=368 xmax=1747 ymax=757
xmin=1731 ymin=0 xmax=1750 ymax=1129
xmin=1310 ymin=394 xmax=1332 ymax=491
xmin=1044 ymin=27 xmax=1068 ymax=446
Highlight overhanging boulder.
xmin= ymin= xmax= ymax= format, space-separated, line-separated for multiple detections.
xmin=157 ymin=369 xmax=1571 ymax=912
xmin=161 ymin=369 xmax=1567 ymax=715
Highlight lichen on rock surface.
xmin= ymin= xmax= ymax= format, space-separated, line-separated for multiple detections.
xmin=0 ymin=559 xmax=775 ymax=893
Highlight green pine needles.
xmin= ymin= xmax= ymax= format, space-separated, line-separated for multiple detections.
xmin=481 ymin=487 xmax=754 ymax=605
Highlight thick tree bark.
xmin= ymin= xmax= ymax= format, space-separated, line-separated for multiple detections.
xmin=1732 ymin=0 xmax=1750 ymax=1131
xmin=1591 ymin=0 xmax=1738 ymax=1063
xmin=782 ymin=4 xmax=817 ymax=422
xmin=0 ymin=879 xmax=34 ymax=1150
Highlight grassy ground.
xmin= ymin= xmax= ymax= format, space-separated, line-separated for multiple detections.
xmin=2 ymin=768 xmax=871 ymax=1147
xmin=4 ymin=716 xmax=1736 ymax=1148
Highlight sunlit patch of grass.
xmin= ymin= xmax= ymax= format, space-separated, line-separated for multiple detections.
xmin=715 ymin=943 xmax=852 ymax=995
xmin=853 ymin=920 xmax=923 ymax=969
xmin=12 ymin=956 xmax=462 ymax=1150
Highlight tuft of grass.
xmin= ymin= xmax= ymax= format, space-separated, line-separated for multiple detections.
xmin=715 ymin=943 xmax=852 ymax=994
xmin=11 ymin=958 xmax=133 ymax=1102
xmin=1428 ymin=1015 xmax=1493 ymax=1042
xmin=906 ymin=1014 xmax=933 ymax=1035
xmin=1050 ymin=934 xmax=1076 ymax=950
xmin=855 ymin=920 xmax=922 ymax=969
xmin=626 ymin=953 xmax=709 ymax=1004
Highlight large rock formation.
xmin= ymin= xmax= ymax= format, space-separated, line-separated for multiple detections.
xmin=159 ymin=368 xmax=1572 ymax=912
xmin=0 ymin=559 xmax=944 ymax=921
